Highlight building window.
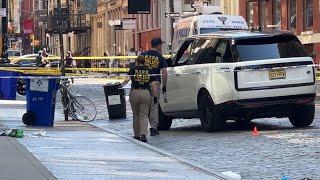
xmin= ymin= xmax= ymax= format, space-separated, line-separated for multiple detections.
xmin=304 ymin=0 xmax=313 ymax=30
xmin=288 ymin=0 xmax=296 ymax=30
xmin=272 ymin=0 xmax=281 ymax=29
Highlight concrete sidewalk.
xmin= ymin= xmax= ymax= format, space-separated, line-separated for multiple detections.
xmin=0 ymin=100 xmax=224 ymax=180
xmin=0 ymin=136 xmax=56 ymax=180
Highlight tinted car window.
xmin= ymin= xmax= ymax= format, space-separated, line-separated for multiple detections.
xmin=190 ymin=38 xmax=211 ymax=64
xmin=235 ymin=35 xmax=308 ymax=61
xmin=174 ymin=39 xmax=194 ymax=66
xmin=195 ymin=38 xmax=219 ymax=64
xmin=215 ymin=39 xmax=234 ymax=63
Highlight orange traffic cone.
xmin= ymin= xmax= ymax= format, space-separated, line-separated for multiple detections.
xmin=252 ymin=126 xmax=259 ymax=136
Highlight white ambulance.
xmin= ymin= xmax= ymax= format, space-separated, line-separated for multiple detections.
xmin=173 ymin=14 xmax=248 ymax=50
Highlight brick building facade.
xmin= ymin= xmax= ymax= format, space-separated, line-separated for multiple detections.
xmin=239 ymin=0 xmax=320 ymax=64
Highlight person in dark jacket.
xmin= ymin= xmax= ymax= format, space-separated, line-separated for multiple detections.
xmin=121 ymin=55 xmax=156 ymax=143
xmin=140 ymin=38 xmax=168 ymax=136
xmin=65 ymin=51 xmax=74 ymax=67
xmin=36 ymin=51 xmax=48 ymax=67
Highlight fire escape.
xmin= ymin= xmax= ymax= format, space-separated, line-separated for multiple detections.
xmin=46 ymin=3 xmax=90 ymax=34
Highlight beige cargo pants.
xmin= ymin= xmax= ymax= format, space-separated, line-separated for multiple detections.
xmin=129 ymin=89 xmax=151 ymax=137
xmin=149 ymin=82 xmax=161 ymax=129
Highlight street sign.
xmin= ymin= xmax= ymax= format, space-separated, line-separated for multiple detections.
xmin=165 ymin=13 xmax=180 ymax=18
xmin=114 ymin=20 xmax=121 ymax=26
xmin=36 ymin=10 xmax=48 ymax=16
xmin=122 ymin=19 xmax=136 ymax=30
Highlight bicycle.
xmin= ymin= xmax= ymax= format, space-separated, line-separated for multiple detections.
xmin=60 ymin=79 xmax=97 ymax=122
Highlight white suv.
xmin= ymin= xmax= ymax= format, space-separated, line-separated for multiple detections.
xmin=159 ymin=30 xmax=316 ymax=132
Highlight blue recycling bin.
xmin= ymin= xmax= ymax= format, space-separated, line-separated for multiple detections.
xmin=0 ymin=70 xmax=20 ymax=100
xmin=22 ymin=77 xmax=60 ymax=126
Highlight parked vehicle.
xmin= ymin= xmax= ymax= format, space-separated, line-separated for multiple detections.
xmin=10 ymin=54 xmax=60 ymax=67
xmin=173 ymin=14 xmax=248 ymax=50
xmin=159 ymin=30 xmax=316 ymax=132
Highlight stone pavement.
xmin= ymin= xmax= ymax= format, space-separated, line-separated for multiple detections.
xmin=0 ymin=99 xmax=224 ymax=180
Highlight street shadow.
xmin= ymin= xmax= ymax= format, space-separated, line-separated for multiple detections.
xmin=168 ymin=119 xmax=318 ymax=133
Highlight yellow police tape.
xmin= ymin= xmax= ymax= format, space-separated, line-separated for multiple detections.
xmin=0 ymin=68 xmax=61 ymax=76
xmin=1 ymin=65 xmax=320 ymax=80
xmin=65 ymin=67 xmax=129 ymax=73
xmin=0 ymin=67 xmax=129 ymax=74
xmin=8 ymin=55 xmax=172 ymax=61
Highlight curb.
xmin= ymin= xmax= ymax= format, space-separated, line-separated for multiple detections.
xmin=8 ymin=137 xmax=57 ymax=180
xmin=91 ymin=123 xmax=229 ymax=180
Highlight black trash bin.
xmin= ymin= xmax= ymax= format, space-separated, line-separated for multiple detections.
xmin=103 ymin=83 xmax=126 ymax=119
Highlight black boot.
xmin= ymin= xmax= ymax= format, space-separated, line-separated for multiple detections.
xmin=133 ymin=136 xmax=140 ymax=140
xmin=139 ymin=135 xmax=148 ymax=142
xmin=150 ymin=128 xmax=159 ymax=136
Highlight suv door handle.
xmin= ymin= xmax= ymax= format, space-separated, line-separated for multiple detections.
xmin=190 ymin=72 xmax=201 ymax=75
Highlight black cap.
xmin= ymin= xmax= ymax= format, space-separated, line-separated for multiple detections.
xmin=151 ymin=38 xmax=165 ymax=47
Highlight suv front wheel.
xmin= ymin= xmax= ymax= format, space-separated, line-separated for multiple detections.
xmin=198 ymin=92 xmax=226 ymax=132
xmin=289 ymin=105 xmax=315 ymax=127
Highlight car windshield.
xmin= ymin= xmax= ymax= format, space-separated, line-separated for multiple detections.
xmin=8 ymin=51 xmax=21 ymax=57
xmin=199 ymin=28 xmax=245 ymax=34
xmin=235 ymin=35 xmax=309 ymax=61
xmin=200 ymin=28 xmax=220 ymax=34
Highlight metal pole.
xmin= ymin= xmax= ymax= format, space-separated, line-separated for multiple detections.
xmin=56 ymin=0 xmax=65 ymax=75
xmin=32 ymin=0 xmax=35 ymax=54
xmin=2 ymin=0 xmax=8 ymax=59
xmin=56 ymin=0 xmax=68 ymax=121
xmin=169 ymin=0 xmax=174 ymax=56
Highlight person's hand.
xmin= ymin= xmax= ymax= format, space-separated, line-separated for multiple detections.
xmin=162 ymin=86 xmax=166 ymax=93
xmin=120 ymin=82 xmax=126 ymax=87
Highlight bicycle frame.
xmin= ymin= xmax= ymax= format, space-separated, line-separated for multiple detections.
xmin=60 ymin=80 xmax=85 ymax=118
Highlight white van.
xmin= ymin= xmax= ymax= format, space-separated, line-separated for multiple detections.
xmin=173 ymin=14 xmax=248 ymax=50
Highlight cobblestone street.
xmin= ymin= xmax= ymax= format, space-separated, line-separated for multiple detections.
xmin=56 ymin=78 xmax=320 ymax=179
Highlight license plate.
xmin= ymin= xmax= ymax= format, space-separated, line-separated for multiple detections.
xmin=269 ymin=69 xmax=286 ymax=80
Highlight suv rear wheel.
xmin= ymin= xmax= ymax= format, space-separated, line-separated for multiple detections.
xmin=157 ymin=106 xmax=173 ymax=131
xmin=198 ymin=92 xmax=226 ymax=132
xmin=289 ymin=105 xmax=315 ymax=127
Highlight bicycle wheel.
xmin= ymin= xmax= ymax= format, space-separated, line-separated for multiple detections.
xmin=61 ymin=90 xmax=70 ymax=121
xmin=69 ymin=96 xmax=97 ymax=122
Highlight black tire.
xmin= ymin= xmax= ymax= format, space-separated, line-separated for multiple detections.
xmin=61 ymin=89 xmax=69 ymax=121
xmin=198 ymin=92 xmax=226 ymax=132
xmin=289 ymin=105 xmax=315 ymax=127
xmin=236 ymin=119 xmax=252 ymax=129
xmin=22 ymin=111 xmax=36 ymax=126
xmin=157 ymin=106 xmax=172 ymax=131
xmin=17 ymin=81 xmax=26 ymax=96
